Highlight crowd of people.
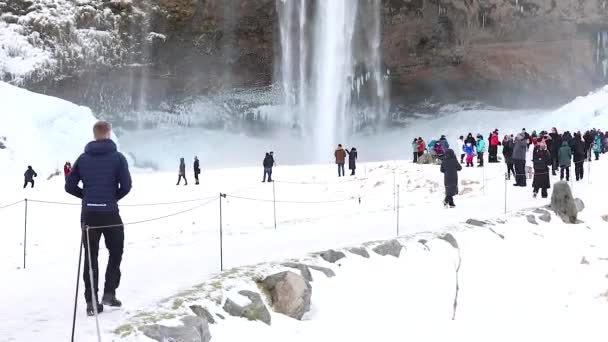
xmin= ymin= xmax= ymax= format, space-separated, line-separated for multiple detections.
xmin=426 ymin=127 xmax=607 ymax=207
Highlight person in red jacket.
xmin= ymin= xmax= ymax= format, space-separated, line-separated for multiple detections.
xmin=488 ymin=129 xmax=501 ymax=163
xmin=64 ymin=161 xmax=72 ymax=177
xmin=417 ymin=137 xmax=426 ymax=157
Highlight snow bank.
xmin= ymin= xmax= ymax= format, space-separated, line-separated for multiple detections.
xmin=0 ymin=81 xmax=100 ymax=180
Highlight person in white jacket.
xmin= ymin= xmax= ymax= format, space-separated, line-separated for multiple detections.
xmin=455 ymin=136 xmax=465 ymax=163
xmin=526 ymin=140 xmax=536 ymax=179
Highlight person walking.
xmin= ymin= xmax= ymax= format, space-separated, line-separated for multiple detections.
xmin=488 ymin=130 xmax=500 ymax=163
xmin=502 ymin=135 xmax=515 ymax=180
xmin=176 ymin=158 xmax=187 ymax=185
xmin=23 ymin=166 xmax=37 ymax=188
xmin=335 ymin=144 xmax=347 ymax=177
xmin=558 ymin=141 xmax=572 ymax=182
xmin=456 ymin=136 xmax=465 ymax=163
xmin=262 ymin=152 xmax=274 ymax=182
xmin=440 ymin=149 xmax=462 ymax=208
xmin=573 ymin=132 xmax=586 ymax=181
xmin=549 ymin=127 xmax=562 ymax=175
xmin=476 ymin=134 xmax=486 ymax=167
xmin=193 ymin=156 xmax=201 ymax=185
xmin=346 ymin=147 xmax=358 ymax=176
xmin=532 ymin=142 xmax=551 ymax=198
xmin=512 ymin=133 xmax=527 ymax=187
xmin=65 ymin=121 xmax=132 ymax=316
xmin=412 ymin=138 xmax=418 ymax=163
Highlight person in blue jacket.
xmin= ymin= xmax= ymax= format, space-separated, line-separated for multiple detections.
xmin=594 ymin=134 xmax=602 ymax=160
xmin=463 ymin=142 xmax=475 ymax=167
xmin=476 ymin=134 xmax=486 ymax=167
xmin=65 ymin=121 xmax=132 ymax=316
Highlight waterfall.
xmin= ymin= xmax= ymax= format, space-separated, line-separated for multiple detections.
xmin=596 ymin=31 xmax=608 ymax=80
xmin=277 ymin=0 xmax=388 ymax=162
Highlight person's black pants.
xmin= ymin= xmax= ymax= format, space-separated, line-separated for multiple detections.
xmin=413 ymin=152 xmax=418 ymax=163
xmin=338 ymin=163 xmax=345 ymax=177
xmin=444 ymin=195 xmax=455 ymax=206
xmin=560 ymin=166 xmax=570 ymax=181
xmin=82 ymin=211 xmax=124 ymax=303
xmin=460 ymin=154 xmax=465 ymax=163
xmin=176 ymin=175 xmax=187 ymax=185
xmin=506 ymin=162 xmax=515 ymax=179
xmin=489 ymin=145 xmax=498 ymax=162
xmin=551 ymin=155 xmax=558 ymax=174
xmin=194 ymin=172 xmax=200 ymax=185
xmin=477 ymin=152 xmax=484 ymax=166
xmin=23 ymin=180 xmax=34 ymax=188
xmin=533 ymin=187 xmax=548 ymax=198
xmin=575 ymin=161 xmax=584 ymax=180
xmin=514 ymin=160 xmax=526 ymax=186
xmin=263 ymin=168 xmax=273 ymax=182
xmin=350 ymin=168 xmax=356 ymax=176
xmin=595 ymin=152 xmax=600 ymax=160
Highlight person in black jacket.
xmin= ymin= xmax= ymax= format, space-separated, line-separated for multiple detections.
xmin=440 ymin=149 xmax=462 ymax=208
xmin=193 ymin=156 xmax=201 ymax=185
xmin=464 ymin=133 xmax=476 ymax=146
xmin=549 ymin=128 xmax=561 ymax=175
xmin=176 ymin=158 xmax=187 ymax=185
xmin=23 ymin=166 xmax=37 ymax=188
xmin=346 ymin=147 xmax=358 ymax=176
xmin=263 ymin=152 xmax=274 ymax=182
xmin=532 ymin=142 xmax=551 ymax=198
xmin=65 ymin=121 xmax=132 ymax=316
xmin=502 ymin=135 xmax=515 ymax=180
xmin=572 ymin=132 xmax=586 ymax=181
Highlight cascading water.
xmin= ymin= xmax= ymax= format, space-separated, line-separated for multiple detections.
xmin=277 ymin=0 xmax=388 ymax=162
xmin=597 ymin=31 xmax=608 ymax=80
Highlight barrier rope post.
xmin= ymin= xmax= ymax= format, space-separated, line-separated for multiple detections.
xmin=23 ymin=198 xmax=28 ymax=269
xmin=482 ymin=165 xmax=486 ymax=196
xmin=392 ymin=169 xmax=396 ymax=211
xmin=219 ymin=193 xmax=226 ymax=271
xmin=504 ymin=172 xmax=507 ymax=214
xmin=396 ymin=184 xmax=400 ymax=237
xmin=588 ymin=159 xmax=591 ymax=184
xmin=84 ymin=226 xmax=102 ymax=342
xmin=272 ymin=181 xmax=277 ymax=230
xmin=71 ymin=231 xmax=84 ymax=342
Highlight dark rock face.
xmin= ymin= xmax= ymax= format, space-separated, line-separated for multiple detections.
xmin=4 ymin=0 xmax=608 ymax=115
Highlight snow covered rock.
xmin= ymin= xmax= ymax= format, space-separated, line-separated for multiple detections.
xmin=466 ymin=219 xmax=487 ymax=227
xmin=417 ymin=153 xmax=435 ymax=164
xmin=348 ymin=247 xmax=370 ymax=258
xmin=372 ymin=239 xmax=403 ymax=257
xmin=534 ymin=209 xmax=552 ymax=223
xmin=223 ymin=290 xmax=271 ymax=325
xmin=262 ymin=271 xmax=312 ymax=320
xmin=438 ymin=233 xmax=459 ymax=249
xmin=140 ymin=316 xmax=211 ymax=342
xmin=189 ymin=305 xmax=216 ymax=324
xmin=526 ymin=215 xmax=538 ymax=225
xmin=282 ymin=262 xmax=313 ymax=282
xmin=574 ymin=198 xmax=585 ymax=212
xmin=308 ymin=265 xmax=335 ymax=278
xmin=551 ymin=182 xmax=579 ymax=224
xmin=318 ymin=249 xmax=346 ymax=263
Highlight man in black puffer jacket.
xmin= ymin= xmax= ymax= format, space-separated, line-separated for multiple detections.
xmin=65 ymin=121 xmax=132 ymax=316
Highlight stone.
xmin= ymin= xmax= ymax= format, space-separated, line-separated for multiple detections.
xmin=372 ymin=240 xmax=403 ymax=257
xmin=417 ymin=153 xmax=434 ymax=164
xmin=438 ymin=233 xmax=459 ymax=249
xmin=307 ymin=265 xmax=335 ymax=278
xmin=319 ymin=249 xmax=346 ymax=263
xmin=223 ymin=290 xmax=271 ymax=325
xmin=348 ymin=247 xmax=370 ymax=258
xmin=466 ymin=219 xmax=487 ymax=227
xmin=574 ymin=198 xmax=585 ymax=212
xmin=282 ymin=262 xmax=313 ymax=282
xmin=216 ymin=313 xmax=225 ymax=320
xmin=189 ymin=305 xmax=216 ymax=324
xmin=602 ymin=215 xmax=608 ymax=222
xmin=581 ymin=256 xmax=590 ymax=265
xmin=141 ymin=316 xmax=211 ymax=342
xmin=526 ymin=215 xmax=538 ymax=225
xmin=262 ymin=271 xmax=312 ymax=320
xmin=534 ymin=209 xmax=552 ymax=223
xmin=551 ymin=181 xmax=579 ymax=223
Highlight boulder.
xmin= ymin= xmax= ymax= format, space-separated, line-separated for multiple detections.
xmin=261 ymin=271 xmax=312 ymax=320
xmin=223 ymin=290 xmax=271 ymax=325
xmin=141 ymin=316 xmax=211 ymax=342
xmin=550 ymin=181 xmax=579 ymax=223
xmin=348 ymin=247 xmax=370 ymax=258
xmin=574 ymin=198 xmax=585 ymax=212
xmin=417 ymin=153 xmax=435 ymax=164
xmin=319 ymin=249 xmax=346 ymax=263
xmin=526 ymin=215 xmax=538 ymax=225
xmin=282 ymin=262 xmax=313 ymax=282
xmin=372 ymin=240 xmax=402 ymax=257
xmin=466 ymin=219 xmax=487 ymax=227
xmin=438 ymin=233 xmax=459 ymax=249
xmin=189 ymin=305 xmax=216 ymax=324
xmin=307 ymin=265 xmax=335 ymax=278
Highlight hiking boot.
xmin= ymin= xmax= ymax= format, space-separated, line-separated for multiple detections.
xmin=86 ymin=302 xmax=104 ymax=316
xmin=102 ymin=293 xmax=122 ymax=307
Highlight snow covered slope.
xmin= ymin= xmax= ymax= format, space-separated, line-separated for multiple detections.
xmin=0 ymin=81 xmax=101 ymax=181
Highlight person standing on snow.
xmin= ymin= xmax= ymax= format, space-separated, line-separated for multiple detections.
xmin=65 ymin=121 xmax=132 ymax=316
xmin=476 ymin=134 xmax=486 ymax=167
xmin=176 ymin=158 xmax=187 ymax=185
xmin=558 ymin=141 xmax=572 ymax=182
xmin=456 ymin=136 xmax=465 ymax=163
xmin=463 ymin=142 xmax=475 ymax=167
xmin=502 ymin=135 xmax=515 ymax=180
xmin=23 ymin=166 xmax=37 ymax=188
xmin=346 ymin=147 xmax=358 ymax=176
xmin=262 ymin=152 xmax=274 ymax=182
xmin=440 ymin=149 xmax=462 ymax=208
xmin=335 ymin=144 xmax=347 ymax=177
xmin=532 ymin=141 xmax=551 ymax=198
xmin=488 ymin=130 xmax=500 ymax=163
xmin=593 ymin=134 xmax=602 ymax=160
xmin=526 ymin=137 xmax=537 ymax=180
xmin=549 ymin=127 xmax=562 ymax=175
xmin=438 ymin=135 xmax=450 ymax=150
xmin=465 ymin=133 xmax=476 ymax=146
xmin=412 ymin=138 xmax=419 ymax=163
xmin=193 ymin=156 xmax=201 ymax=185
xmin=573 ymin=133 xmax=586 ymax=181
xmin=512 ymin=133 xmax=527 ymax=187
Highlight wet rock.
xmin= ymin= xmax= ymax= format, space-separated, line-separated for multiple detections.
xmin=189 ymin=305 xmax=216 ymax=324
xmin=466 ymin=219 xmax=487 ymax=227
xmin=261 ymin=271 xmax=311 ymax=320
xmin=438 ymin=233 xmax=459 ymax=249
xmin=223 ymin=290 xmax=271 ymax=325
xmin=526 ymin=215 xmax=538 ymax=225
xmin=372 ymin=240 xmax=402 ymax=257
xmin=319 ymin=250 xmax=346 ymax=263
xmin=141 ymin=316 xmax=211 ymax=342
xmin=551 ymin=182 xmax=579 ymax=223
xmin=348 ymin=247 xmax=370 ymax=258
xmin=282 ymin=262 xmax=313 ymax=282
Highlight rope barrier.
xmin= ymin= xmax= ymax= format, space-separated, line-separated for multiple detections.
xmin=225 ymin=194 xmax=361 ymax=204
xmin=25 ymin=196 xmax=219 ymax=207
xmin=0 ymin=199 xmax=24 ymax=209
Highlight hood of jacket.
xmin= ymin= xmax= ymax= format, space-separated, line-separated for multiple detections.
xmin=84 ymin=139 xmax=117 ymax=156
